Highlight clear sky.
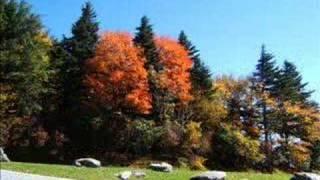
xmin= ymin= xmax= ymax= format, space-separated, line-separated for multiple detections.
xmin=27 ymin=0 xmax=320 ymax=103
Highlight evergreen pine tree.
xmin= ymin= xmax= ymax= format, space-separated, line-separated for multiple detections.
xmin=134 ymin=16 xmax=168 ymax=121
xmin=253 ymin=45 xmax=278 ymax=171
xmin=275 ymin=61 xmax=312 ymax=103
xmin=133 ymin=16 xmax=161 ymax=71
xmin=273 ymin=61 xmax=314 ymax=169
xmin=254 ymin=45 xmax=278 ymax=93
xmin=45 ymin=38 xmax=70 ymax=121
xmin=61 ymin=1 xmax=99 ymax=109
xmin=57 ymin=2 xmax=99 ymax=152
xmin=178 ymin=31 xmax=212 ymax=96
xmin=71 ymin=2 xmax=99 ymax=63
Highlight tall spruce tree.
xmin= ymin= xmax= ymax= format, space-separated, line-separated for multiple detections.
xmin=133 ymin=16 xmax=161 ymax=71
xmin=61 ymin=1 xmax=99 ymax=109
xmin=178 ymin=31 xmax=212 ymax=96
xmin=273 ymin=61 xmax=314 ymax=169
xmin=70 ymin=2 xmax=99 ymax=64
xmin=253 ymin=45 xmax=278 ymax=171
xmin=275 ymin=61 xmax=312 ymax=103
xmin=273 ymin=60 xmax=313 ymax=144
xmin=57 ymin=1 xmax=99 ymax=153
xmin=134 ymin=16 xmax=168 ymax=121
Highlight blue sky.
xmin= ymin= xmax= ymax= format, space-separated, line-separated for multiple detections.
xmin=28 ymin=0 xmax=320 ymax=103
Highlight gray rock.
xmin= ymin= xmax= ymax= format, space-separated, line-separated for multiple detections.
xmin=74 ymin=158 xmax=101 ymax=168
xmin=117 ymin=171 xmax=132 ymax=180
xmin=150 ymin=162 xmax=173 ymax=172
xmin=133 ymin=171 xmax=146 ymax=178
xmin=0 ymin=147 xmax=10 ymax=162
xmin=291 ymin=172 xmax=320 ymax=180
xmin=190 ymin=171 xmax=226 ymax=180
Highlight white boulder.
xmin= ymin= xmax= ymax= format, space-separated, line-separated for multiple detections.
xmin=133 ymin=171 xmax=146 ymax=178
xmin=291 ymin=172 xmax=320 ymax=180
xmin=150 ymin=162 xmax=173 ymax=172
xmin=190 ymin=171 xmax=227 ymax=180
xmin=0 ymin=147 xmax=10 ymax=162
xmin=74 ymin=158 xmax=101 ymax=168
xmin=117 ymin=171 xmax=132 ymax=180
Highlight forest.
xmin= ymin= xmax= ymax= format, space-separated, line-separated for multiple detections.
xmin=0 ymin=0 xmax=319 ymax=173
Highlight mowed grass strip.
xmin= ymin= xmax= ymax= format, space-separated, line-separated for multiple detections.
xmin=0 ymin=162 xmax=292 ymax=180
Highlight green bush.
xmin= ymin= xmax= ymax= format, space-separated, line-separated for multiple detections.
xmin=158 ymin=120 xmax=184 ymax=155
xmin=211 ymin=124 xmax=264 ymax=169
xmin=127 ymin=120 xmax=162 ymax=155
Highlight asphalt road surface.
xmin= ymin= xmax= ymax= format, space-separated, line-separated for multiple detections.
xmin=0 ymin=170 xmax=72 ymax=180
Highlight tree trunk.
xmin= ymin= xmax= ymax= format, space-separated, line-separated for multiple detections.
xmin=263 ymin=102 xmax=272 ymax=171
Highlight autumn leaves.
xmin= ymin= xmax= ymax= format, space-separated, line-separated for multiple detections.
xmin=85 ymin=32 xmax=151 ymax=114
xmin=85 ymin=32 xmax=193 ymax=115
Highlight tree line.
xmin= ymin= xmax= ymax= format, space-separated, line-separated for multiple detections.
xmin=0 ymin=0 xmax=319 ymax=171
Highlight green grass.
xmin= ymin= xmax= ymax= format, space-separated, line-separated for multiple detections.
xmin=0 ymin=162 xmax=292 ymax=180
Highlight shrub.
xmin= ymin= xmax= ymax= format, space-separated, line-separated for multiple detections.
xmin=289 ymin=143 xmax=312 ymax=171
xmin=158 ymin=120 xmax=184 ymax=155
xmin=211 ymin=124 xmax=264 ymax=169
xmin=127 ymin=120 xmax=162 ymax=155
xmin=184 ymin=121 xmax=202 ymax=149
xmin=4 ymin=117 xmax=34 ymax=147
xmin=177 ymin=157 xmax=189 ymax=168
xmin=190 ymin=155 xmax=207 ymax=170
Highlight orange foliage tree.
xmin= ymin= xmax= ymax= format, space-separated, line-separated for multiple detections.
xmin=155 ymin=37 xmax=193 ymax=104
xmin=85 ymin=32 xmax=152 ymax=114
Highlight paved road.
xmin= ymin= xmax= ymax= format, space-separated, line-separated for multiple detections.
xmin=0 ymin=170 xmax=72 ymax=180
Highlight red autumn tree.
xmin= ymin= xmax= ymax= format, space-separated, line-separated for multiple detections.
xmin=155 ymin=37 xmax=193 ymax=104
xmin=85 ymin=32 xmax=152 ymax=114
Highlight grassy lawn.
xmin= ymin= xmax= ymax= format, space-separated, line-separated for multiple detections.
xmin=0 ymin=162 xmax=292 ymax=180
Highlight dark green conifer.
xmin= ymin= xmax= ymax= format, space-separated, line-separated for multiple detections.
xmin=71 ymin=1 xmax=99 ymax=63
xmin=134 ymin=16 xmax=170 ymax=121
xmin=275 ymin=61 xmax=312 ymax=103
xmin=57 ymin=2 xmax=99 ymax=152
xmin=178 ymin=31 xmax=212 ymax=96
xmin=273 ymin=61 xmax=314 ymax=169
xmin=133 ymin=16 xmax=161 ymax=71
xmin=253 ymin=45 xmax=278 ymax=171
xmin=61 ymin=1 xmax=99 ymax=108
xmin=253 ymin=45 xmax=278 ymax=92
